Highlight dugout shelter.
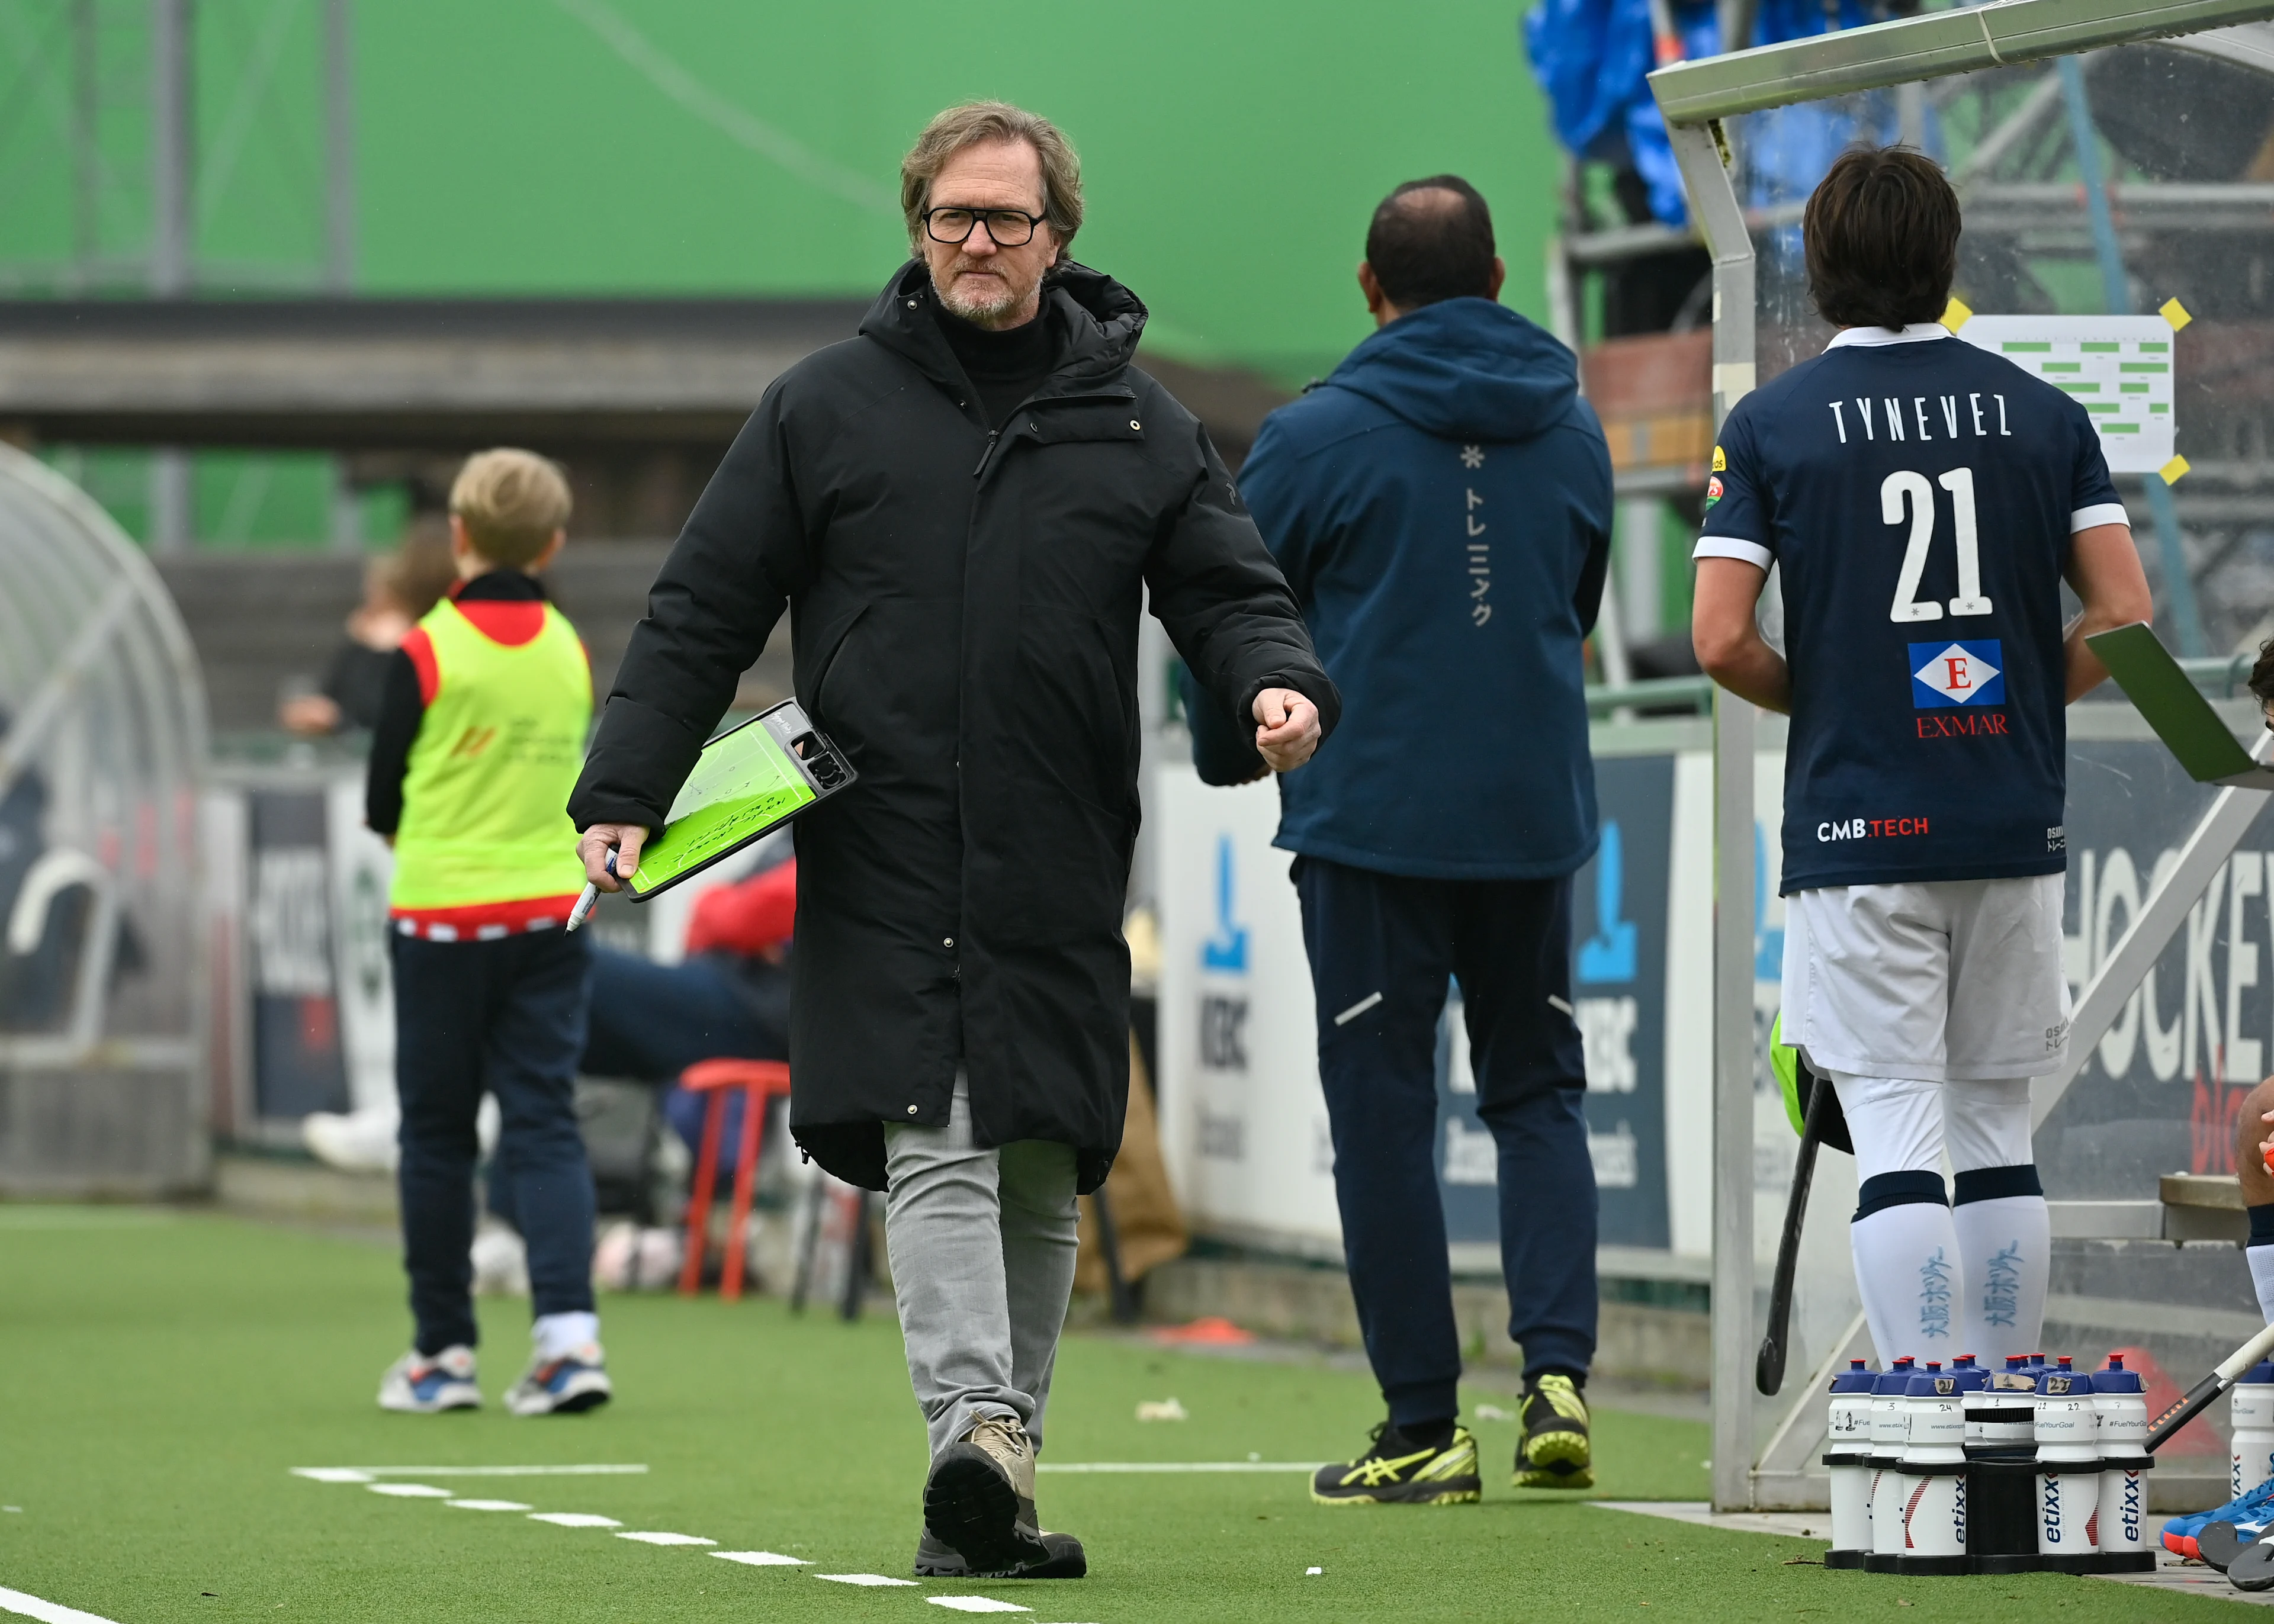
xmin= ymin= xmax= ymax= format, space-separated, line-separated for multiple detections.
xmin=0 ymin=440 xmax=210 ymax=1195
xmin=1653 ymin=0 xmax=2274 ymax=1512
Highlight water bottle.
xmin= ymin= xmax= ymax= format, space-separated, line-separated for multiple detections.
xmin=2035 ymin=1356 xmax=2101 ymax=1573
xmin=1896 ymin=1359 xmax=1973 ymax=1573
xmin=1966 ymin=1355 xmax=2043 ymax=1573
xmin=2233 ymin=1360 xmax=2274 ymax=1501
xmin=2092 ymin=1354 xmax=2154 ymax=1573
xmin=1824 ymin=1359 xmax=1876 ymax=1570
xmin=1866 ymin=1357 xmax=1917 ymax=1572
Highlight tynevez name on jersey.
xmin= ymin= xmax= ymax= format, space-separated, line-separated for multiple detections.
xmin=1695 ymin=324 xmax=2125 ymax=893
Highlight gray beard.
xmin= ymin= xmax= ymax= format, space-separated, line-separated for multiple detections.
xmin=934 ymin=265 xmax=1026 ymax=326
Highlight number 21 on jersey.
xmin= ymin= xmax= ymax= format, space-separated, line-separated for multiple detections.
xmin=1884 ymin=467 xmax=1993 ymax=623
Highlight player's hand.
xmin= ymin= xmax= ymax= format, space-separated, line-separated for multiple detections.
xmin=578 ymin=824 xmax=646 ymax=892
xmin=1254 ymin=688 xmax=1321 ymax=773
xmin=278 ymin=693 xmax=342 ymax=735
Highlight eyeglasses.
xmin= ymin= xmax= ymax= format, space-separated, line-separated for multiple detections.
xmin=923 ymin=207 xmax=1043 ymax=247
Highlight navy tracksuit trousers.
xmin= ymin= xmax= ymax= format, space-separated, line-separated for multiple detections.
xmin=1294 ymin=856 xmax=1598 ymax=1429
xmin=393 ymin=928 xmax=596 ymax=1355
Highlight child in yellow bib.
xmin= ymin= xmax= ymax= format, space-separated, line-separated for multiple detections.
xmin=363 ymin=449 xmax=611 ymax=1417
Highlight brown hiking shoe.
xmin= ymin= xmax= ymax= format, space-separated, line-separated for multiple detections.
xmin=913 ymin=1524 xmax=1086 ymax=1579
xmin=923 ymin=1416 xmax=1051 ymax=1575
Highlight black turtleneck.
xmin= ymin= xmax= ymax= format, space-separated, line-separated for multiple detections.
xmin=932 ymin=292 xmax=1057 ymax=430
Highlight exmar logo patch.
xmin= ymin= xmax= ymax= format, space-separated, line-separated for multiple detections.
xmin=1910 ymin=639 xmax=2004 ymax=707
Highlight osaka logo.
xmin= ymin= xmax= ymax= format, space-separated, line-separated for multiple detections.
xmin=1910 ymin=639 xmax=2004 ymax=708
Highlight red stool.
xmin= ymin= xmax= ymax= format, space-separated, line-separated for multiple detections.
xmin=676 ymin=1058 xmax=794 ymax=1300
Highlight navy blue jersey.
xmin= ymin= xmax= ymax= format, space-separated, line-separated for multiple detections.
xmin=1697 ymin=327 xmax=2125 ymax=893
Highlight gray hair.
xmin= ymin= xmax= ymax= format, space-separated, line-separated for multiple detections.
xmin=900 ymin=101 xmax=1083 ymax=258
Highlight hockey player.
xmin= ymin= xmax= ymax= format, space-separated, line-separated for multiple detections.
xmin=1690 ymin=147 xmax=2153 ymax=1366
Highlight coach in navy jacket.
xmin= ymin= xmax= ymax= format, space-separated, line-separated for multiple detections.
xmin=1239 ymin=175 xmax=1615 ymax=1501
xmin=1240 ymin=273 xmax=1610 ymax=874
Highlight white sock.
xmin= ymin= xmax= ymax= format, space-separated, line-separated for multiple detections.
xmin=1850 ymin=1186 xmax=1963 ymax=1366
xmin=2251 ymin=1245 xmax=2274 ymax=1324
xmin=533 ymin=1311 xmax=599 ymax=1359
xmin=1952 ymin=1193 xmax=2050 ymax=1363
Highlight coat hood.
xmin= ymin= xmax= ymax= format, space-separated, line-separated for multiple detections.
xmin=1326 ymin=297 xmax=1578 ymax=442
xmin=860 ymin=258 xmax=1148 ymax=395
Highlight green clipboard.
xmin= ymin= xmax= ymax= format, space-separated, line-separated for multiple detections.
xmin=622 ymin=699 xmax=855 ymax=901
xmin=2085 ymin=622 xmax=2274 ymax=789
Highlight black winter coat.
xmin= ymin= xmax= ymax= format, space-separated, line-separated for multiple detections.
xmin=568 ymin=260 xmax=1338 ymax=1193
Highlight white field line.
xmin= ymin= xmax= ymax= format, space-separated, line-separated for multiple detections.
xmin=293 ymin=1464 xmax=648 ymax=1482
xmin=1036 ymin=1461 xmax=1325 ymax=1474
xmin=0 ymin=1585 xmax=123 ymax=1624
xmin=302 ymin=1462 xmax=1072 ymax=1603
xmin=814 ymin=1574 xmax=920 ymax=1587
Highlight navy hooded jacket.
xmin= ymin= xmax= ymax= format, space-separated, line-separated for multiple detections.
xmin=1239 ymin=296 xmax=1613 ymax=880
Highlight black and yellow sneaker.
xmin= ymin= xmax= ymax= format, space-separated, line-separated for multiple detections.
xmin=1515 ymin=1372 xmax=1592 ymax=1488
xmin=1310 ymin=1421 xmax=1482 ymax=1506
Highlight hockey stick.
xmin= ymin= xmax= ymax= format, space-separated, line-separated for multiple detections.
xmin=1755 ymin=1070 xmax=1838 ymax=1395
xmin=2146 ymin=1319 xmax=2274 ymax=1453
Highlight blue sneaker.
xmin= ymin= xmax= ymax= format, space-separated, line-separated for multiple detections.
xmin=505 ymin=1341 xmax=612 ymax=1416
xmin=2166 ymin=1474 xmax=2274 ymax=1558
xmin=378 ymin=1345 xmax=480 ymax=1413
xmin=2166 ymin=1509 xmax=2211 ymax=1557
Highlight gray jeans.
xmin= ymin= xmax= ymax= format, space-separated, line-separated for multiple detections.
xmin=884 ymin=1080 xmax=1080 ymax=1461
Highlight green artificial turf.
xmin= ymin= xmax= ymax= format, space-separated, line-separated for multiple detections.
xmin=0 ymin=1208 xmax=2236 ymax=1622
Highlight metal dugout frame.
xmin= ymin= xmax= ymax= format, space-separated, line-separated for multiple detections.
xmin=1649 ymin=0 xmax=2274 ymax=1511
xmin=0 ymin=440 xmax=211 ymax=1194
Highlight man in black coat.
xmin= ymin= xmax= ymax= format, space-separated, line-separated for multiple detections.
xmin=568 ymin=101 xmax=1336 ymax=1581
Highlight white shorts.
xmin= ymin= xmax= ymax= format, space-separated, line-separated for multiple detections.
xmin=1780 ymin=873 xmax=2070 ymax=1083
xmin=1827 ymin=1072 xmax=2035 ymax=1184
